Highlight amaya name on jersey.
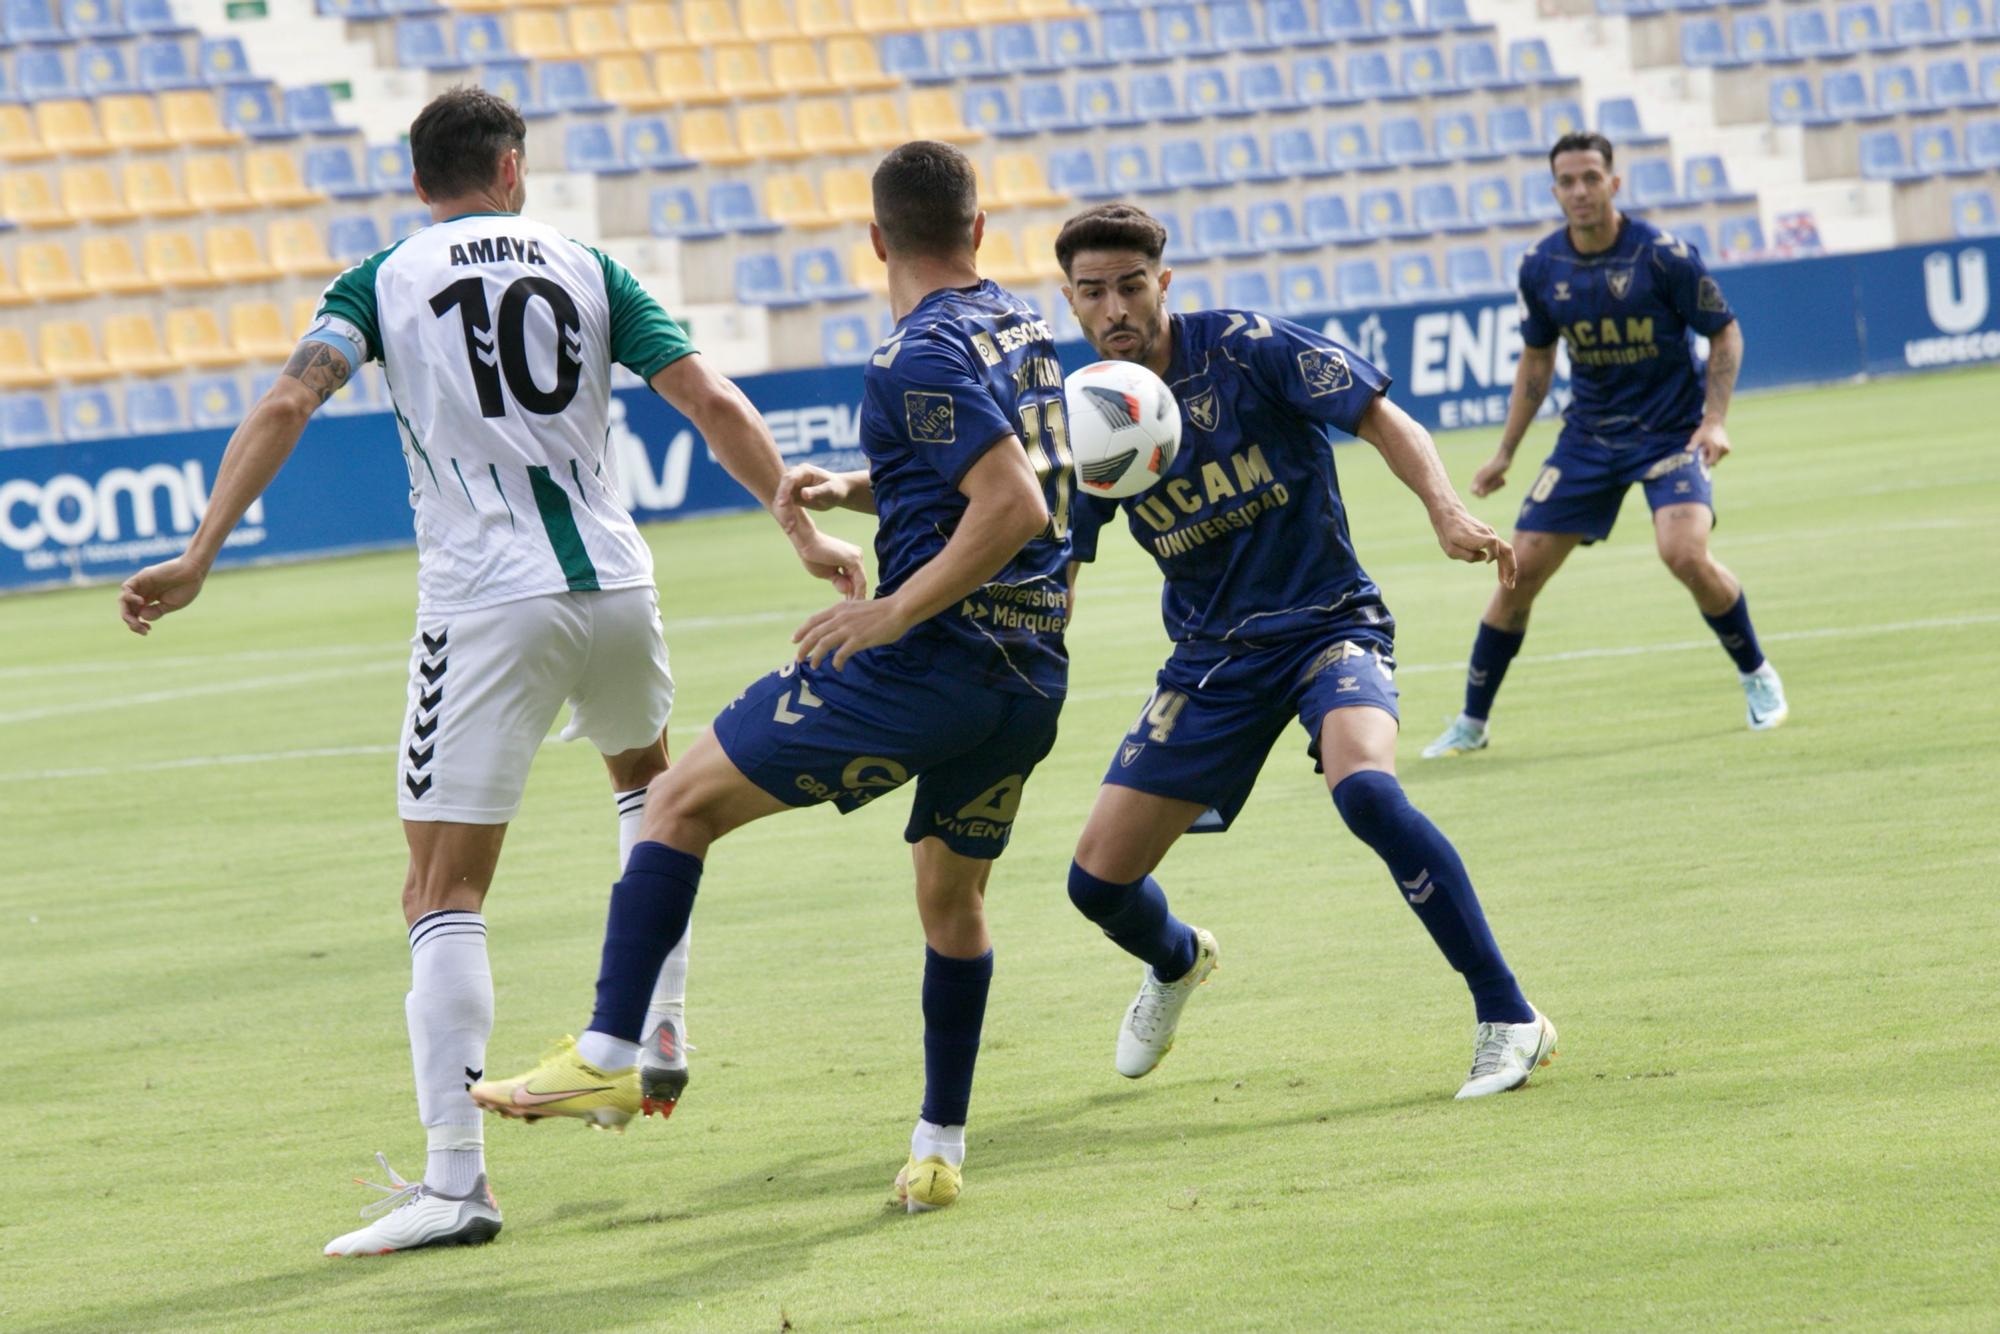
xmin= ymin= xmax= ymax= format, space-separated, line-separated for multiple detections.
xmin=446 ymin=235 xmax=547 ymax=267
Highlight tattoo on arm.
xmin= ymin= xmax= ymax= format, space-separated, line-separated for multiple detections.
xmin=281 ymin=341 xmax=353 ymax=406
xmin=1703 ymin=338 xmax=1739 ymax=421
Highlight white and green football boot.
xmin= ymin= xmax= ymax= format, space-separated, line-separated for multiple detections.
xmin=1742 ymin=666 xmax=1788 ymax=731
xmin=1421 ymin=715 xmax=1489 ymax=759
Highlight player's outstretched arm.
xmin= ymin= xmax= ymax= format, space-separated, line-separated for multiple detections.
xmin=1357 ymin=396 xmax=1516 ymax=589
xmin=650 ymin=354 xmax=867 ymax=598
xmin=775 ymin=464 xmax=876 ymax=516
xmin=117 ymin=340 xmax=348 ymax=634
xmin=793 ymin=438 xmax=1048 ymax=670
xmin=1687 ymin=319 xmax=1743 ymax=468
xmin=1472 ymin=343 xmax=1558 ymax=499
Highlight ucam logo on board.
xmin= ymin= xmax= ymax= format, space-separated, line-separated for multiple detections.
xmin=1904 ymin=248 xmax=1999 ymax=368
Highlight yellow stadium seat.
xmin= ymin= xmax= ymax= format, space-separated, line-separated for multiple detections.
xmin=852 ymin=0 xmax=914 ymax=31
xmin=963 ymin=0 xmax=1018 ymax=19
xmin=185 ymin=154 xmax=254 ymax=212
xmin=682 ymin=0 xmax=740 ymax=43
xmin=59 ymin=165 xmax=135 ymax=224
xmin=979 ymin=230 xmax=1031 ymax=285
xmin=652 ymin=51 xmax=723 ymax=104
xmin=738 ymin=105 xmax=805 ymax=159
xmin=714 ymin=45 xmax=776 ymax=99
xmin=797 ymin=0 xmax=856 ymax=34
xmin=765 ymin=173 xmax=833 ymax=228
xmin=822 ymin=168 xmax=873 ymax=222
xmin=989 ymin=152 xmax=1065 ymax=208
xmin=1020 ymin=222 xmax=1064 ymax=279
xmin=245 ymin=149 xmax=323 ymax=207
xmin=445 ymin=0 xmax=510 ymax=12
xmin=907 ymin=0 xmax=961 ymax=26
xmin=206 ymin=225 xmax=278 ymax=283
xmin=1017 ymin=0 xmax=1077 ymax=15
xmin=628 ymin=3 xmax=688 ymax=49
xmin=0 ymin=106 xmax=51 ymax=161
xmin=41 ymin=320 xmax=117 ymax=382
xmin=825 ymin=36 xmax=899 ymax=89
xmin=568 ymin=6 xmax=626 ymax=54
xmin=742 ymin=0 xmax=798 ymax=38
xmin=17 ymin=242 xmax=89 ymax=302
xmin=269 ymin=219 xmax=343 ymax=278
xmin=144 ymin=232 xmax=217 ymax=287
xmin=167 ymin=308 xmax=245 ymax=369
xmin=676 ymin=108 xmax=747 ymax=164
xmin=123 ymin=160 xmax=197 ymax=217
xmin=0 ymin=329 xmax=54 ymax=388
xmin=909 ymin=89 xmax=981 ymax=143
xmin=0 ymin=254 xmax=26 ymax=307
xmin=36 ymin=101 xmax=110 ymax=156
xmin=99 ymin=95 xmax=174 ymax=151
xmin=848 ymin=238 xmax=887 ymax=294
xmin=769 ymin=40 xmax=833 ymax=93
xmin=82 ymin=236 xmax=159 ymax=295
xmin=290 ymin=297 xmax=321 ymax=338
xmin=597 ymin=56 xmax=665 ymax=110
xmin=851 ymin=94 xmax=910 ymax=149
xmin=511 ymin=11 xmax=573 ymax=58
xmin=160 ymin=91 xmax=241 ymax=147
xmin=796 ymin=98 xmax=860 ymax=153
xmin=105 ymin=313 xmax=179 ymax=375
xmin=1 ymin=171 xmax=69 ymax=227
xmin=231 ymin=301 xmax=296 ymax=362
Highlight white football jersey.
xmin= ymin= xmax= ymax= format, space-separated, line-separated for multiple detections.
xmin=317 ymin=213 xmax=693 ymax=614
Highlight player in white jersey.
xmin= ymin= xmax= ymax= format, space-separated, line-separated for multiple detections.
xmin=116 ymin=89 xmax=867 ymax=1256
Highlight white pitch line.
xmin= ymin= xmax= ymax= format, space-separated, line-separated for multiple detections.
xmin=4 ymin=612 xmax=1994 ymax=784
xmin=0 ymin=662 xmax=403 ymax=726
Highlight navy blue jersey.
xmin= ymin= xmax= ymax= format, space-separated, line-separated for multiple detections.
xmin=859 ymin=280 xmax=1071 ymax=698
xmin=1518 ymin=215 xmax=1737 ymax=439
xmin=1071 ymin=311 xmax=1391 ymax=646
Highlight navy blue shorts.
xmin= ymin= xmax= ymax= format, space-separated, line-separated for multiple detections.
xmin=711 ymin=647 xmax=1063 ymax=860
xmin=1515 ymin=426 xmax=1714 ymax=544
xmin=1102 ymin=627 xmax=1399 ymax=834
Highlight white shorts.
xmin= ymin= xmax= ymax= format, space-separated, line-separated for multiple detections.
xmin=397 ymin=586 xmax=674 ymax=824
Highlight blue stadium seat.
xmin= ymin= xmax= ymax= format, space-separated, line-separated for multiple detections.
xmin=992 ymin=23 xmax=1054 ymax=74
xmin=1391 ymin=254 xmax=1443 ymax=302
xmin=1248 ymin=200 xmax=1317 ymax=251
xmin=565 ymin=123 xmax=631 ymax=175
xmin=1190 ymin=205 xmax=1257 ymax=258
xmin=1156 ymin=5 xmax=1217 ymax=59
xmin=1373 ymin=0 xmax=1427 ymax=37
xmin=1103 ymin=145 xmax=1165 ymax=194
xmin=223 ymin=84 xmax=295 ymax=140
xmin=1889 ymin=0 xmax=1944 ymax=45
xmin=1982 ymin=57 xmax=2000 ymax=104
xmin=1540 ymin=98 xmax=1586 ymax=143
xmin=1161 ymin=139 xmax=1222 ymax=189
xmin=126 ymin=0 xmax=192 ymax=33
xmin=319 ymin=0 xmax=385 ymax=18
xmin=1968 ymin=117 xmax=2000 ymax=169
xmin=383 ymin=0 xmax=448 ymax=16
xmin=1834 ymin=2 xmax=1893 ymax=51
xmin=1434 ymin=111 xmax=1494 ymax=162
xmin=1212 ymin=1 xmax=1273 ymax=52
xmin=1490 ymin=105 xmax=1538 ymax=156
xmin=1348 ymin=51 xmax=1404 ymax=101
xmin=1045 ymin=19 xmax=1109 ymax=69
xmin=936 ymin=28 xmax=994 ymax=80
xmin=137 ymin=39 xmax=201 ymax=90
xmin=1626 ymin=157 xmax=1684 ymax=207
xmin=1154 ymin=210 xmax=1186 ymax=260
xmin=1926 ymin=60 xmax=1975 ymax=108
xmin=1598 ymin=97 xmax=1667 ymax=147
xmin=793 ymin=248 xmax=864 ymax=302
xmin=327 ymin=214 xmax=385 ymax=262
xmin=189 ymin=376 xmax=245 ymax=429
xmin=1291 ymin=55 xmax=1349 ymax=107
xmin=1073 ymin=77 xmax=1142 ymax=129
xmin=1334 ymin=258 xmax=1385 ymax=309
xmin=625 ymin=117 xmax=695 ymax=170
xmin=1731 ymin=15 xmax=1783 ymax=63
xmin=1499 ymin=239 xmax=1533 ymax=281
xmin=390 ymin=207 xmax=430 ymax=239
xmin=1133 ymin=73 xmax=1193 ymax=124
xmin=1216 ymin=133 xmax=1282 ymax=182
xmin=307 ymin=144 xmax=377 ymax=199
xmin=649 ymin=187 xmax=722 ymax=239
xmin=709 ymin=181 xmax=782 ymax=234
xmin=62 ymin=0 xmax=125 ymax=39
xmin=1304 ymin=193 xmax=1362 ymax=245
xmin=1222 ymin=270 xmax=1274 ymax=311
xmin=0 ymin=62 xmax=16 ymax=103
xmin=1240 ymin=63 xmax=1299 ymax=113
xmin=1822 ymin=70 xmax=1875 ymax=120
xmin=1319 ymin=0 xmax=1370 ymax=41
xmin=1671 ymin=222 xmax=1713 ymax=261
xmin=1381 ymin=115 xmax=1437 ymax=166
xmin=1508 ymin=38 xmax=1566 ymax=83
xmin=1186 ymin=69 xmax=1244 ymax=118
xmin=5 ymin=0 xmax=70 ymax=44
xmin=734 ymin=254 xmax=806 ymax=308
xmin=1100 ymin=11 xmax=1164 ymax=65
xmin=1453 ymin=39 xmax=1510 ymax=89
xmin=1682 ymin=154 xmax=1754 ymax=202
xmin=1467 ymin=175 xmax=1522 ymax=225
xmin=1952 ymin=188 xmax=2000 ymax=237
xmin=479 ymin=61 xmax=549 ymax=119
xmin=822 ymin=315 xmax=873 ymax=367
xmin=1415 ymin=182 xmax=1482 ymax=233
xmin=0 ymin=395 xmax=57 ymax=449
xmin=1048 ymin=148 xmax=1106 ymax=197
xmin=1357 ymin=187 xmax=1418 ymax=238
xmin=1858 ymin=129 xmax=1920 ymax=179
xmin=1716 ymin=216 xmax=1764 ymax=262
xmin=1681 ymin=17 xmax=1728 ymax=65
xmin=1267 ymin=0 xmax=1325 ymax=47
xmin=1942 ymin=0 xmax=1989 ymax=38
xmin=1875 ymin=64 xmax=1924 ymax=114
xmin=1446 ymin=244 xmax=1502 ymax=294
xmin=453 ymin=14 xmax=506 ymax=59
xmin=964 ymin=87 xmax=1020 ymax=136
xmin=1769 ymin=77 xmax=1816 ymax=124
xmin=60 ymin=387 xmax=118 ymax=441
xmin=1169 ymin=275 xmax=1215 ymax=315
xmin=285 ymin=86 xmax=352 ymax=136
xmin=879 ymin=33 xmax=935 ymax=82
xmin=18 ymin=50 xmax=75 ymax=100
xmin=1785 ymin=9 xmax=1836 ymax=58
xmin=1911 ymin=125 xmax=1968 ymax=174
xmin=539 ymin=62 xmax=611 ymax=114
xmin=199 ymin=37 xmax=261 ymax=84
xmin=1020 ymin=82 xmax=1082 ymax=133
xmin=1278 ymin=263 xmax=1330 ymax=315
xmin=1430 ymin=0 xmax=1483 ymax=30
xmin=1521 ymin=171 xmax=1562 ymax=220
xmin=126 ymin=383 xmax=187 ymax=436
xmin=1324 ymin=121 xmax=1381 ymax=171
xmin=1401 ymin=44 xmax=1454 ymax=95
xmin=1272 ymin=127 xmax=1332 ymax=177
xmin=369 ymin=142 xmax=413 ymax=193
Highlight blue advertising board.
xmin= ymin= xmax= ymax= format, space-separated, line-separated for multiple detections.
xmin=4 ymin=235 xmax=1995 ymax=594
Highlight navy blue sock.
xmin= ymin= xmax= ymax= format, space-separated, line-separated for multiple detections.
xmin=1067 ymin=862 xmax=1199 ymax=981
xmin=587 ymin=841 xmax=703 ymax=1042
xmin=1702 ymin=591 xmax=1766 ymax=673
xmin=919 ymin=947 xmax=993 ymax=1127
xmin=1331 ymin=771 xmax=1533 ymax=1024
xmin=1464 ymin=622 xmax=1525 ymax=722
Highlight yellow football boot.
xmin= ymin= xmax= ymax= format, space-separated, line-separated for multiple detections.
xmin=469 ymin=1036 xmax=639 ymax=1132
xmin=893 ymin=1154 xmax=962 ymax=1213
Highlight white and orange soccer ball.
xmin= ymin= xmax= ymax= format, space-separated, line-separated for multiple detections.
xmin=1062 ymin=360 xmax=1182 ymax=500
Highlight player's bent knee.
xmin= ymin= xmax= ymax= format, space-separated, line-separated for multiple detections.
xmin=1068 ymin=860 xmax=1138 ymax=919
xmin=1330 ymin=768 xmax=1410 ymax=840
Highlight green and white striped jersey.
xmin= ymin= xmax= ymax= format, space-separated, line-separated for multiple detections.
xmin=317 ymin=212 xmax=694 ymax=614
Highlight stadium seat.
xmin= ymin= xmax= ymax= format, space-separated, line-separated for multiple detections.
xmin=1453 ymin=38 xmax=1509 ymax=90
xmin=1324 ymin=122 xmax=1381 ymax=172
xmin=1926 ymin=60 xmax=1976 ymax=108
xmin=189 ymin=375 xmax=246 ymax=428
xmin=1402 ymin=45 xmax=1455 ymax=95
xmin=1278 ymin=263 xmax=1330 ymax=315
xmin=1446 ymin=245 xmax=1501 ymax=294
xmin=1044 ymin=18 xmax=1106 ymax=70
xmin=184 ymin=153 xmax=253 ymax=211
xmin=1074 ymin=78 xmax=1142 ymax=129
xmin=143 ymin=230 xmax=214 ymax=286
xmin=510 ymin=10 xmax=572 ymax=57
xmin=878 ymin=32 xmax=937 ymax=82
xmin=1304 ymin=192 xmax=1360 ymax=244
xmin=161 ymin=90 xmax=239 ymax=146
xmin=1822 ymin=70 xmax=1875 ymax=121
xmin=739 ymin=105 xmax=808 ymax=159
xmin=138 ymin=41 xmax=203 ymax=92
xmin=42 ymin=320 xmax=117 ymax=382
xmin=59 ymin=163 xmax=132 ymax=223
xmin=821 ymin=169 xmax=873 ymax=223
xmin=93 ymin=94 xmax=170 ymax=151
xmin=991 ymin=152 xmax=1066 ymax=206
xmin=1267 ymin=0 xmax=1323 ymax=48
xmin=1511 ymin=38 xmax=1568 ymax=85
xmin=1731 ymin=15 xmax=1781 ymax=63
xmin=1415 ymin=182 xmax=1482 ymax=233
xmin=1598 ymin=98 xmax=1665 ymax=148
xmin=270 ymin=219 xmax=342 ymax=277
xmin=1239 ymin=62 xmax=1298 ymax=114
xmin=1491 ymin=105 xmax=1538 ymax=157
xmin=766 ymin=173 xmax=831 ymax=228
xmin=0 ymin=169 xmax=67 ymax=226
xmin=624 ymin=118 xmax=694 ymax=170
xmin=1131 ymin=74 xmax=1189 ymax=125
xmin=1019 ymin=82 xmax=1081 ymax=133
xmin=1188 ymin=69 xmax=1244 ymax=119
xmin=1683 ymin=155 xmax=1754 ymax=203
xmin=126 ymin=382 xmax=188 ymax=435
xmin=1717 ymin=216 xmax=1764 ymax=262
xmin=795 ymin=248 xmax=866 ymax=302
xmin=1102 ymin=145 xmax=1165 ymax=194
xmin=0 ymin=330 xmax=53 ymax=390
xmin=771 ymin=40 xmax=836 ymax=93
xmin=1348 ymin=51 xmax=1403 ymax=101
xmin=246 ymin=149 xmax=319 ymax=205
xmin=1100 ymin=10 xmax=1162 ymax=65
xmin=64 ymin=0 xmax=128 ymax=40
xmin=848 ymin=238 xmax=888 ymax=294
xmin=1952 ymin=188 xmax=2000 ymax=237
xmin=1942 ymin=0 xmax=1989 ymax=37
xmin=1626 ymin=158 xmax=1683 ymax=207
xmin=825 ymin=36 xmax=900 ymax=88
xmin=676 ymin=108 xmax=742 ymax=162
xmin=1540 ymin=99 xmax=1586 ymax=144
xmin=1911 ymin=125 xmax=1968 ymax=173
xmin=1215 ymin=133 xmax=1282 ymax=182
xmin=1834 ymin=2 xmax=1894 ymax=51
xmin=566 ymin=122 xmax=632 ymax=174
xmin=1213 ymin=1 xmax=1272 ymax=53
xmin=541 ymin=62 xmax=612 ymax=114
xmin=717 ymin=44 xmax=779 ymax=99
xmin=303 ymin=145 xmax=375 ymax=201
xmin=646 ymin=52 xmax=718 ymax=106
xmin=1168 ymin=275 xmax=1214 ymax=315
xmin=17 ymin=242 xmax=88 ymax=301
xmin=649 ymin=186 xmax=723 ymax=239
xmin=284 ymin=87 xmax=350 ymax=137
xmin=1785 ymin=9 xmax=1836 ymax=58
xmin=1682 ymin=18 xmax=1728 ymax=65
xmin=168 ymin=309 xmax=244 ymax=369
xmin=60 ymin=387 xmax=120 ymax=441
xmin=19 ymin=50 xmax=79 ymax=101
xmin=1272 ymin=127 xmax=1331 ymax=178
xmin=795 ymin=98 xmax=860 ymax=153
xmin=851 ymin=94 xmax=911 ymax=150
xmin=391 ymin=208 xmax=430 ymax=240
xmin=1391 ymin=254 xmax=1443 ymax=303
xmin=1982 ymin=58 xmax=2000 ymax=105
xmin=477 ymin=62 xmax=550 ymax=119
xmin=909 ymin=89 xmax=980 ymax=142
xmin=1357 ymin=188 xmax=1418 ymax=238
xmin=1334 ymin=258 xmax=1385 ymax=309
xmin=1859 ymin=128 xmax=1920 ymax=178
xmin=230 ymin=301 xmax=295 ymax=362
xmin=1467 ymin=175 xmax=1523 ymax=225
xmin=1292 ymin=56 xmax=1349 ymax=107
xmin=1190 ymin=205 xmax=1257 ymax=259
xmin=1317 ymin=0 xmax=1368 ymax=41
xmin=199 ymin=38 xmax=262 ymax=85
xmin=1381 ymin=116 xmax=1437 ymax=166
xmin=37 ymin=100 xmax=110 ymax=155
xmin=0 ymin=256 xmax=26 ymax=308
xmin=595 ymin=56 xmax=662 ymax=111
xmin=823 ymin=315 xmax=874 ymax=367
xmin=1048 ymin=147 xmax=1105 ymax=197
xmin=119 ymin=161 xmax=191 ymax=220
xmin=1968 ymin=118 xmax=2000 ymax=169
xmin=1770 ymin=78 xmax=1817 ymax=125
xmin=1876 ymin=64 xmax=1924 ymax=114
xmin=1222 ymin=270 xmax=1274 ymax=312
xmin=328 ymin=215 xmax=386 ymax=264
xmin=936 ymin=27 xmax=995 ymax=78
xmin=734 ymin=253 xmax=806 ymax=308
xmin=1247 ymin=200 xmax=1315 ymax=253
xmin=207 ymin=224 xmax=277 ymax=282
xmin=398 ymin=18 xmax=467 ymax=69
xmin=709 ymin=180 xmax=783 ymax=234
xmin=1156 ymin=5 xmax=1217 ymax=60
xmin=628 ymin=2 xmax=687 ymax=47
xmin=0 ymin=394 xmax=58 ymax=447
xmin=1521 ymin=171 xmax=1562 ymax=220
xmin=1161 ymin=139 xmax=1221 ymax=189
xmin=964 ymin=88 xmax=1020 ymax=137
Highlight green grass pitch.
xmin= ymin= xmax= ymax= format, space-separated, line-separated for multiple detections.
xmin=2 ymin=366 xmax=1997 ymax=1333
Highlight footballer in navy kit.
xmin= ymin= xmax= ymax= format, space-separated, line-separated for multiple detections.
xmin=1054 ymin=204 xmax=1558 ymax=1101
xmin=475 ymin=143 xmax=1070 ymax=1213
xmin=1424 ymin=131 xmax=1788 ymax=761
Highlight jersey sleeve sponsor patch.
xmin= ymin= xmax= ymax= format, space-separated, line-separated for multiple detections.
xmin=1698 ymin=276 xmax=1729 ymax=314
xmin=1297 ymin=346 xmax=1354 ymax=397
xmin=905 ymin=390 xmax=957 ymax=444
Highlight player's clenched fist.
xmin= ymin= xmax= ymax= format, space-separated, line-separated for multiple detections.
xmin=118 ymin=555 xmax=209 ymax=634
xmin=776 ymin=463 xmax=852 ymax=513
xmin=1431 ymin=507 xmax=1517 ymax=588
xmin=1470 ymin=453 xmax=1512 ymax=498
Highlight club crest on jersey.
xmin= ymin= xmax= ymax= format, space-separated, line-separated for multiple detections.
xmin=904 ymin=391 xmax=956 ymax=444
xmin=1553 ymin=281 xmax=1573 ymax=302
xmin=1296 ymin=347 xmax=1352 ymax=398
xmin=1607 ymin=268 xmax=1633 ymax=300
xmin=1119 ymin=741 xmax=1145 ymax=767
xmin=1698 ymin=276 xmax=1729 ymax=314
xmin=1185 ymin=388 xmax=1220 ymax=433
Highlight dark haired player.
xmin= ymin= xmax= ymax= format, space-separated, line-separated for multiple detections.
xmin=1054 ymin=204 xmax=1558 ymax=1100
xmin=475 ymin=142 xmax=1074 ymax=1212
xmin=1424 ymin=132 xmax=1786 ymax=759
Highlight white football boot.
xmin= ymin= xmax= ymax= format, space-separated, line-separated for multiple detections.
xmin=1115 ymin=928 xmax=1219 ymax=1078
xmin=323 ymin=1154 xmax=502 ymax=1256
xmin=1454 ymin=1008 xmax=1558 ymax=1100
xmin=1421 ymin=715 xmax=1489 ymax=759
xmin=1742 ymin=666 xmax=1788 ymax=731
xmin=639 ymin=1008 xmax=690 ymax=1120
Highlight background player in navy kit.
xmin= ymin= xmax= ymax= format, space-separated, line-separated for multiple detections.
xmin=473 ymin=142 xmax=1075 ymax=1212
xmin=1055 ymin=204 xmax=1557 ymax=1101
xmin=1424 ymin=132 xmax=1788 ymax=760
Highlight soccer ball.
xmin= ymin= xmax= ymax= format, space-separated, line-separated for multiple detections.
xmin=1063 ymin=360 xmax=1182 ymax=500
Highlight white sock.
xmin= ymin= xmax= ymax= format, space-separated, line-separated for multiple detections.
xmin=406 ymin=910 xmax=491 ymax=1196
xmin=1743 ymin=661 xmax=1779 ymax=683
xmin=1458 ymin=712 xmax=1488 ymax=732
xmin=576 ymin=1029 xmax=640 ymax=1071
xmin=616 ymin=786 xmax=692 ymax=1059
xmin=912 ymin=1118 xmax=966 ymax=1168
